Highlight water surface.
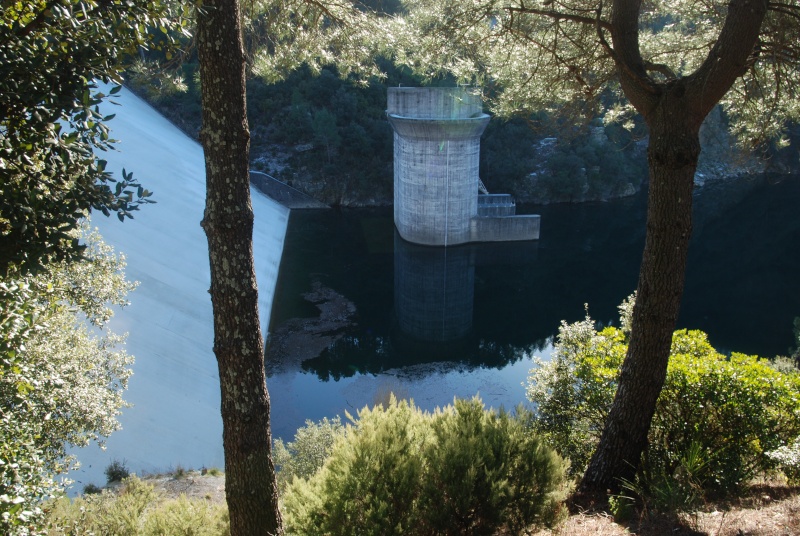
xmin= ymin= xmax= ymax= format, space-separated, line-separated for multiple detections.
xmin=266 ymin=175 xmax=800 ymax=443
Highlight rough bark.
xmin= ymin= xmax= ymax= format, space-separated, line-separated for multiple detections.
xmin=581 ymin=92 xmax=699 ymax=490
xmin=196 ymin=1 xmax=283 ymax=534
xmin=580 ymin=0 xmax=769 ymax=492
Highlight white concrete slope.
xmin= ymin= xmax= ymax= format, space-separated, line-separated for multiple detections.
xmin=69 ymin=86 xmax=290 ymax=490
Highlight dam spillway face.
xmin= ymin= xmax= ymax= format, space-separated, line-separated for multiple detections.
xmin=387 ymin=87 xmax=540 ymax=246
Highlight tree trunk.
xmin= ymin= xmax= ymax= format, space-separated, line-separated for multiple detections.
xmin=196 ymin=1 xmax=283 ymax=534
xmin=581 ymin=89 xmax=700 ymax=491
xmin=578 ymin=0 xmax=768 ymax=493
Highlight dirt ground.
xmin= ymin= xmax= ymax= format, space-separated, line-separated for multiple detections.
xmin=143 ymin=470 xmax=226 ymax=504
xmin=532 ymin=485 xmax=800 ymax=536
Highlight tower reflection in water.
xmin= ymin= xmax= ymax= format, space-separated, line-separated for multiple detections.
xmin=295 ymin=225 xmax=540 ymax=379
xmin=392 ymin=232 xmax=539 ymax=363
xmin=393 ymin=233 xmax=475 ymax=359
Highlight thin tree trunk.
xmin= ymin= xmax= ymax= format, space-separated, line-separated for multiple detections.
xmin=196 ymin=1 xmax=283 ymax=534
xmin=581 ymin=89 xmax=700 ymax=491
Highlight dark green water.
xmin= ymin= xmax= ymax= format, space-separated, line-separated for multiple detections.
xmin=265 ymin=175 xmax=800 ymax=441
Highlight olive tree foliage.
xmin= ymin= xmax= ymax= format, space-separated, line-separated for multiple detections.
xmin=1 ymin=225 xmax=135 ymax=534
xmin=0 ymin=0 xmax=191 ymax=275
xmin=388 ymin=0 xmax=799 ymax=492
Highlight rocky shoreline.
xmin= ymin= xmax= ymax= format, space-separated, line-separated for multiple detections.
xmin=265 ymin=281 xmax=358 ymax=376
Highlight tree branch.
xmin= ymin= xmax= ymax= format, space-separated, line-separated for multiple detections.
xmin=686 ymin=0 xmax=770 ymax=119
xmin=643 ymin=61 xmax=676 ymax=79
xmin=609 ymin=0 xmax=661 ymax=113
xmin=505 ymin=5 xmax=613 ymax=31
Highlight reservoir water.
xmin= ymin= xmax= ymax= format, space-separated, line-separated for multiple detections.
xmin=71 ymin=86 xmax=800 ymax=491
xmin=265 ymin=177 xmax=800 ymax=443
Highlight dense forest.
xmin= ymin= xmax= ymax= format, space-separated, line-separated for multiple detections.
xmin=128 ymin=54 xmax=798 ymax=207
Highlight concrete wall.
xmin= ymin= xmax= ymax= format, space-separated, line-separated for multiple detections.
xmin=387 ymin=87 xmax=483 ymax=119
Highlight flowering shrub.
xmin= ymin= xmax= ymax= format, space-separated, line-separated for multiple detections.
xmin=766 ymin=437 xmax=800 ymax=483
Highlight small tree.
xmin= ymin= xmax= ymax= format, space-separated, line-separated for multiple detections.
xmin=1 ymin=226 xmax=135 ymax=533
xmin=312 ymin=109 xmax=341 ymax=164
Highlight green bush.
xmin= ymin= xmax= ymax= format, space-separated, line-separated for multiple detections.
xmin=526 ymin=297 xmax=800 ymax=501
xmin=273 ymin=416 xmax=345 ymax=492
xmin=418 ymin=400 xmax=569 ymax=535
xmin=283 ymin=398 xmax=426 ymax=535
xmin=45 ymin=476 xmax=229 ymax=536
xmin=281 ymin=397 xmax=569 ymax=535
xmin=105 ymin=459 xmax=131 ymax=484
xmin=654 ymin=336 xmax=800 ymax=491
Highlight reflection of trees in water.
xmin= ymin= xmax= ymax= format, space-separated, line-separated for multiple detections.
xmin=300 ymin=331 xmax=548 ymax=382
xmin=683 ymin=174 xmax=800 ymax=356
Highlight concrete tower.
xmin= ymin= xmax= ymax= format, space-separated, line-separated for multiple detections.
xmin=387 ymin=87 xmax=539 ymax=246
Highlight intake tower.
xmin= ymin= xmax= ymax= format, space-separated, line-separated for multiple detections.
xmin=387 ymin=87 xmax=540 ymax=246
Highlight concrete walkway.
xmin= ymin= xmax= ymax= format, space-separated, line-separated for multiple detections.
xmin=251 ymin=171 xmax=329 ymax=209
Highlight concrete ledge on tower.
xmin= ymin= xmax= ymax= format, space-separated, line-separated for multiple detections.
xmin=470 ymin=214 xmax=541 ymax=242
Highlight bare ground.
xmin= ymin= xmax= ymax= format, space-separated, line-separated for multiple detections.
xmin=531 ymin=485 xmax=800 ymax=536
xmin=139 ymin=470 xmax=227 ymax=504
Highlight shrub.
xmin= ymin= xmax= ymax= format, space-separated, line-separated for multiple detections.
xmin=766 ymin=436 xmax=800 ymax=483
xmin=45 ymin=476 xmax=229 ymax=536
xmin=418 ymin=400 xmax=569 ymax=535
xmin=83 ymin=483 xmax=103 ymax=495
xmin=202 ymin=467 xmax=223 ymax=477
xmin=281 ymin=396 xmax=569 ymax=535
xmin=525 ymin=311 xmax=623 ymax=477
xmin=105 ymin=459 xmax=131 ymax=484
xmin=769 ymin=355 xmax=800 ymax=374
xmin=142 ymin=496 xmax=229 ymax=536
xmin=273 ymin=416 xmax=345 ymax=492
xmin=526 ymin=297 xmax=800 ymax=501
xmin=654 ymin=336 xmax=800 ymax=491
xmin=283 ymin=398 xmax=426 ymax=535
xmin=173 ymin=464 xmax=188 ymax=479
xmin=46 ymin=476 xmax=157 ymax=535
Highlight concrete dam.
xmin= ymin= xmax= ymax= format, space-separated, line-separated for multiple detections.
xmin=387 ymin=87 xmax=540 ymax=246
